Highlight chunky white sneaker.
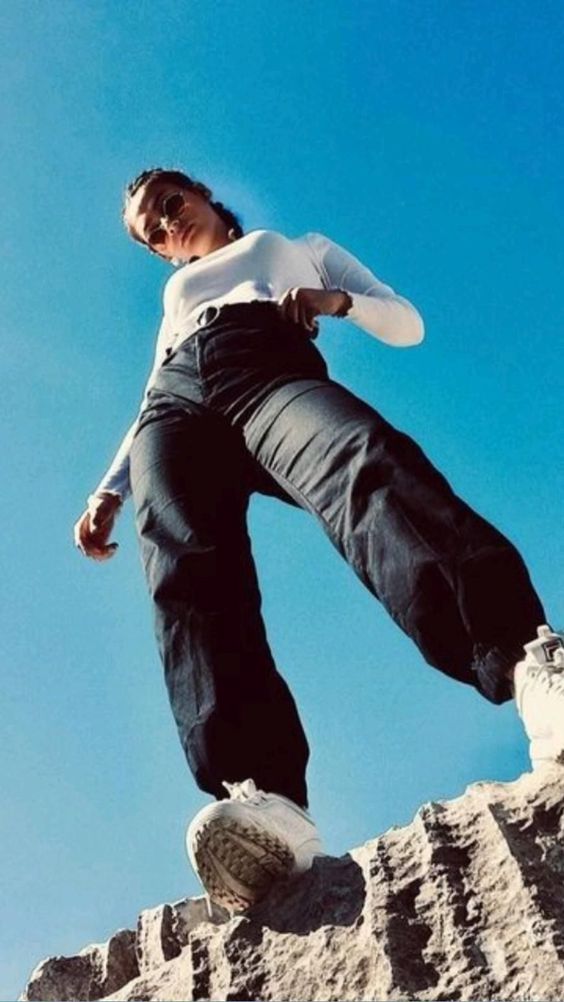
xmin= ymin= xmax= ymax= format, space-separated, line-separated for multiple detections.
xmin=514 ymin=624 xmax=564 ymax=770
xmin=186 ymin=779 xmax=324 ymax=913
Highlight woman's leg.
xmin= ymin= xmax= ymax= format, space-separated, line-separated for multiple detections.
xmin=129 ymin=398 xmax=310 ymax=807
xmin=240 ymin=377 xmax=547 ymax=705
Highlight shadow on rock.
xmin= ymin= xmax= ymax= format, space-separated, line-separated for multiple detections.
xmin=245 ymin=853 xmax=365 ymax=934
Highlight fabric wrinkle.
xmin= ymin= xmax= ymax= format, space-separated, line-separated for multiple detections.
xmin=128 ymin=299 xmax=546 ymax=804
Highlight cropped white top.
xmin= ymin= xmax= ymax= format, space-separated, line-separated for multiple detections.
xmin=92 ymin=229 xmax=425 ymax=501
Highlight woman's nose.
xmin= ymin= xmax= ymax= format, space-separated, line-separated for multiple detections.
xmin=162 ymin=217 xmax=177 ymax=234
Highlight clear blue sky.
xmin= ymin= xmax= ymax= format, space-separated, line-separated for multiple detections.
xmin=2 ymin=1 xmax=563 ymax=998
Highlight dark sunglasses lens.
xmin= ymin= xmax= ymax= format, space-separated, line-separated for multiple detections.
xmin=162 ymin=193 xmax=185 ymax=218
xmin=147 ymin=227 xmax=167 ymax=247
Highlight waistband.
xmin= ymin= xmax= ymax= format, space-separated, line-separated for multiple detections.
xmin=168 ymin=299 xmax=318 ymax=356
xmin=194 ymin=300 xmax=278 ymax=336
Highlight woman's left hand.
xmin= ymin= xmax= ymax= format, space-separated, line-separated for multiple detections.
xmin=277 ymin=287 xmax=350 ymax=332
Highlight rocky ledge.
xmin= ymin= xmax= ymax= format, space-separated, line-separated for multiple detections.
xmin=20 ymin=767 xmax=564 ymax=1002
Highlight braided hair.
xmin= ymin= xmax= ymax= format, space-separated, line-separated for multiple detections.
xmin=123 ymin=167 xmax=244 ymax=254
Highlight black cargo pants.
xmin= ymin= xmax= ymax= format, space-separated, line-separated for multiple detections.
xmin=130 ymin=300 xmax=546 ymax=809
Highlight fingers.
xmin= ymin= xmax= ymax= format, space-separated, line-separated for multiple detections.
xmin=73 ymin=510 xmax=119 ymax=561
xmin=75 ymin=493 xmax=122 ymax=559
xmin=89 ymin=542 xmax=119 ymax=561
xmin=87 ymin=493 xmax=121 ymax=528
xmin=78 ymin=540 xmax=118 ymax=561
xmin=75 ymin=531 xmax=116 ymax=560
xmin=278 ymin=288 xmax=317 ymax=331
xmin=297 ymin=297 xmax=309 ymax=329
xmin=301 ymin=306 xmax=318 ymax=333
xmin=278 ymin=287 xmax=299 ymax=325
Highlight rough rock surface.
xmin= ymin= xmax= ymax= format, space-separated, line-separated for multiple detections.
xmin=20 ymin=767 xmax=564 ymax=1002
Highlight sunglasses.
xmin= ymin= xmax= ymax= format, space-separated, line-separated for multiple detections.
xmin=145 ymin=191 xmax=191 ymax=249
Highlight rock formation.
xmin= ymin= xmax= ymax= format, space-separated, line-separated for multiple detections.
xmin=20 ymin=766 xmax=564 ymax=1002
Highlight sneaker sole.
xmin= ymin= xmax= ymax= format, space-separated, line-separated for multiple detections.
xmin=191 ymin=817 xmax=295 ymax=912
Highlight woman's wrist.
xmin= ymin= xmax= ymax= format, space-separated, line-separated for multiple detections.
xmin=87 ymin=490 xmax=123 ymax=508
xmin=331 ymin=289 xmax=353 ymax=317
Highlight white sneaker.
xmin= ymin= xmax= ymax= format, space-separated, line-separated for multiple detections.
xmin=186 ymin=779 xmax=324 ymax=913
xmin=514 ymin=624 xmax=564 ymax=770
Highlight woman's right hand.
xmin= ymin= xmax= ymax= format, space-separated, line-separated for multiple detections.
xmin=74 ymin=492 xmax=123 ymax=561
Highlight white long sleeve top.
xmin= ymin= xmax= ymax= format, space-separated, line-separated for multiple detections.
xmin=92 ymin=229 xmax=424 ymax=502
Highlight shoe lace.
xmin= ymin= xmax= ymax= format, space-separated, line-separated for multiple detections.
xmin=221 ymin=778 xmax=267 ymax=806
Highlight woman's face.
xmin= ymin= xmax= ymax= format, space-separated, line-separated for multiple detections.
xmin=126 ymin=177 xmax=230 ymax=263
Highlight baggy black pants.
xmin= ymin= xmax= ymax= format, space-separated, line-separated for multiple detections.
xmin=130 ymin=301 xmax=546 ymax=809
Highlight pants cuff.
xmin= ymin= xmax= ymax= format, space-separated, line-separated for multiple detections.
xmin=470 ymin=641 xmax=525 ymax=704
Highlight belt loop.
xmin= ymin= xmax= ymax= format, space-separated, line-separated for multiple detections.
xmin=197 ymin=305 xmax=220 ymax=327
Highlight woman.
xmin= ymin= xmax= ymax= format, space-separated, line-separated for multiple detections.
xmin=74 ymin=168 xmax=564 ymax=914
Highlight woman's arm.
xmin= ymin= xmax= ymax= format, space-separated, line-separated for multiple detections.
xmin=303 ymin=231 xmax=424 ymax=347
xmin=90 ymin=313 xmax=173 ymax=504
